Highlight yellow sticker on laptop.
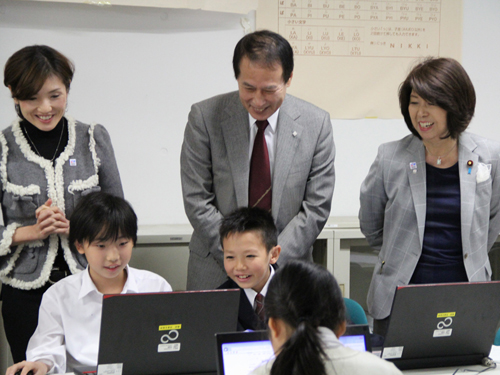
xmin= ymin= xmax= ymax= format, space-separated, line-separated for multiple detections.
xmin=437 ymin=312 xmax=455 ymax=318
xmin=159 ymin=324 xmax=182 ymax=331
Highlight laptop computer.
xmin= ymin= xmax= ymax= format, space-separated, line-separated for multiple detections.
xmin=215 ymin=331 xmax=273 ymax=375
xmin=381 ymin=281 xmax=500 ymax=370
xmin=341 ymin=324 xmax=372 ymax=352
xmin=214 ymin=324 xmax=372 ymax=375
xmin=80 ymin=289 xmax=240 ymax=375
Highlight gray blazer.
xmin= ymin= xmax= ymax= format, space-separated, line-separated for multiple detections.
xmin=181 ymin=91 xmax=335 ymax=290
xmin=0 ymin=116 xmax=123 ymax=289
xmin=360 ymin=132 xmax=500 ymax=319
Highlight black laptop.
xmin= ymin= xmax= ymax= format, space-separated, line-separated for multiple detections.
xmin=215 ymin=331 xmax=274 ymax=375
xmin=76 ymin=289 xmax=240 ymax=375
xmin=381 ymin=281 xmax=500 ymax=370
xmin=214 ymin=324 xmax=372 ymax=375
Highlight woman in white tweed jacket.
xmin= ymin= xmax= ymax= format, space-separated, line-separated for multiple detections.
xmin=0 ymin=45 xmax=123 ymax=362
xmin=359 ymin=58 xmax=500 ymax=338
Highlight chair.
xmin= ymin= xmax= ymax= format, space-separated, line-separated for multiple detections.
xmin=344 ymin=297 xmax=368 ymax=325
xmin=494 ymin=328 xmax=500 ymax=346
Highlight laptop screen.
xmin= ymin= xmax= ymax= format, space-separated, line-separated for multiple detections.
xmin=216 ymin=331 xmax=273 ymax=375
xmin=221 ymin=339 xmax=274 ymax=375
xmin=339 ymin=324 xmax=372 ymax=352
xmin=216 ymin=325 xmax=371 ymax=375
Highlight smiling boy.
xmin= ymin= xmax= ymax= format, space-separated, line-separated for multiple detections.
xmin=7 ymin=193 xmax=172 ymax=375
xmin=217 ymin=207 xmax=280 ymax=331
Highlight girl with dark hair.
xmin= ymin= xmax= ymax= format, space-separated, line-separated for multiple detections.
xmin=1 ymin=45 xmax=123 ymax=362
xmin=360 ymin=57 xmax=500 ymax=337
xmin=250 ymin=260 xmax=401 ymax=375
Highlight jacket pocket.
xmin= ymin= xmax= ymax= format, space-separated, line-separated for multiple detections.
xmin=69 ymin=185 xmax=102 ymax=211
xmin=3 ymin=192 xmax=39 ymax=222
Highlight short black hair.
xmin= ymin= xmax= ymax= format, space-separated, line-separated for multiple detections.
xmin=4 ymin=45 xmax=74 ymax=100
xmin=399 ymin=57 xmax=476 ymax=140
xmin=69 ymin=192 xmax=137 ymax=247
xmin=233 ymin=30 xmax=294 ymax=84
xmin=219 ymin=207 xmax=278 ymax=252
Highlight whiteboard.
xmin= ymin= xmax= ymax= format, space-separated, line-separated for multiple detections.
xmin=0 ymin=0 xmax=499 ymax=223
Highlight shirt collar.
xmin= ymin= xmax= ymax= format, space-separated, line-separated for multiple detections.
xmin=248 ymin=108 xmax=280 ymax=133
xmin=317 ymin=326 xmax=343 ymax=349
xmin=244 ymin=265 xmax=275 ymax=305
xmin=78 ymin=265 xmax=134 ymax=299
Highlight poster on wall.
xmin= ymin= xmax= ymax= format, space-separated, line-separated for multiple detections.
xmin=257 ymin=0 xmax=462 ymax=118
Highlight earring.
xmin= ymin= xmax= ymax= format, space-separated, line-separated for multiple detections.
xmin=15 ymin=103 xmax=24 ymax=119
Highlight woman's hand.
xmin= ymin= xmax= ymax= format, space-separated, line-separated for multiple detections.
xmin=11 ymin=199 xmax=70 ymax=245
xmin=5 ymin=360 xmax=49 ymax=375
xmin=35 ymin=199 xmax=70 ymax=237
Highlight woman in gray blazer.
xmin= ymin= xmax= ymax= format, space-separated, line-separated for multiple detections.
xmin=359 ymin=58 xmax=500 ymax=337
xmin=0 ymin=45 xmax=123 ymax=362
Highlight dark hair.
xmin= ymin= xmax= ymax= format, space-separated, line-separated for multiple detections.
xmin=219 ymin=207 xmax=278 ymax=252
xmin=399 ymin=57 xmax=476 ymax=140
xmin=4 ymin=45 xmax=74 ymax=101
xmin=233 ymin=30 xmax=294 ymax=84
xmin=265 ymin=260 xmax=346 ymax=375
xmin=69 ymin=192 xmax=138 ymax=247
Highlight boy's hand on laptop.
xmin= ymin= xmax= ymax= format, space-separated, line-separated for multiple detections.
xmin=5 ymin=360 xmax=49 ymax=375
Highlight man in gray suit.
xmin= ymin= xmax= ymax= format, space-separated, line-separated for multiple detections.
xmin=181 ymin=30 xmax=335 ymax=290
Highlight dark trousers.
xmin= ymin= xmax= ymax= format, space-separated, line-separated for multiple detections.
xmin=1 ymin=283 xmax=51 ymax=363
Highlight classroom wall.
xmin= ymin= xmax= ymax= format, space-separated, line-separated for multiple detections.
xmin=0 ymin=0 xmax=499 ymax=371
xmin=1 ymin=0 xmax=499 ymax=225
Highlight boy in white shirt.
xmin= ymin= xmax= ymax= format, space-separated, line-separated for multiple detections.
xmin=6 ymin=192 xmax=172 ymax=375
xmin=217 ymin=207 xmax=280 ymax=331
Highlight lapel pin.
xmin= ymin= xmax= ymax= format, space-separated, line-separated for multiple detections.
xmin=410 ymin=162 xmax=417 ymax=174
xmin=69 ymin=159 xmax=77 ymax=166
xmin=467 ymin=160 xmax=473 ymax=174
xmin=292 ymin=131 xmax=297 ymax=137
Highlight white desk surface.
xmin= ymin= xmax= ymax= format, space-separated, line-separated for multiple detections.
xmin=62 ymin=346 xmax=500 ymax=375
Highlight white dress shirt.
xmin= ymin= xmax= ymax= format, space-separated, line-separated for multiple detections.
xmin=248 ymin=109 xmax=279 ymax=179
xmin=26 ymin=265 xmax=172 ymax=374
xmin=243 ymin=265 xmax=275 ymax=310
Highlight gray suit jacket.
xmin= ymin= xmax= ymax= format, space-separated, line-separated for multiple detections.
xmin=181 ymin=91 xmax=335 ymax=289
xmin=360 ymin=133 xmax=500 ymax=319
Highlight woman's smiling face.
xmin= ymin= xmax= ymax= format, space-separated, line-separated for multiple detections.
xmin=14 ymin=75 xmax=67 ymax=131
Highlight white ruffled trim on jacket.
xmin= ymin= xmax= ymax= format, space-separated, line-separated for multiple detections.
xmin=0 ymin=223 xmax=22 ymax=257
xmin=1 ymin=235 xmax=59 ymax=290
xmin=67 ymin=123 xmax=100 ymax=194
xmin=0 ymin=127 xmax=40 ymax=196
xmin=0 ymin=116 xmax=95 ymax=288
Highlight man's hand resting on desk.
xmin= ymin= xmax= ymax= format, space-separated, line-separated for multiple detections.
xmin=5 ymin=360 xmax=49 ymax=375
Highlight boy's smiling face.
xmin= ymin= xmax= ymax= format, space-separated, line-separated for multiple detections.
xmin=222 ymin=230 xmax=280 ymax=294
xmin=76 ymin=232 xmax=133 ymax=294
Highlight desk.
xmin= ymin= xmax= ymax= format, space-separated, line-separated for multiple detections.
xmin=61 ymin=346 xmax=500 ymax=375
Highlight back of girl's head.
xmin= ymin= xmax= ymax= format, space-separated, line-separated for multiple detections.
xmin=265 ymin=260 xmax=346 ymax=375
xmin=4 ymin=45 xmax=74 ymax=100
xmin=266 ymin=259 xmax=345 ymax=333
xmin=69 ymin=192 xmax=137 ymax=247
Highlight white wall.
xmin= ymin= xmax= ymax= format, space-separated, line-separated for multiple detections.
xmin=0 ymin=0 xmax=499 ymax=223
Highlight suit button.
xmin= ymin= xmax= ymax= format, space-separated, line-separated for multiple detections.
xmin=464 ymin=253 xmax=468 ymax=259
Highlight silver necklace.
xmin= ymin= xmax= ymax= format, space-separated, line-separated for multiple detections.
xmin=23 ymin=118 xmax=65 ymax=162
xmin=425 ymin=141 xmax=457 ymax=166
